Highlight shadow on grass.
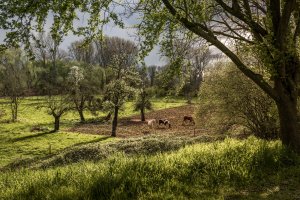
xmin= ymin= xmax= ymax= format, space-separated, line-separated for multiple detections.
xmin=1 ymin=135 xmax=112 ymax=171
xmin=72 ymin=136 xmax=112 ymax=147
xmin=11 ymin=130 xmax=56 ymax=142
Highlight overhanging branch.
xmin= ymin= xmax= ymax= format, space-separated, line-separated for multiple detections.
xmin=161 ymin=0 xmax=279 ymax=101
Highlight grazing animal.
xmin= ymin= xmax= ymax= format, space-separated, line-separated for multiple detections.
xmin=158 ymin=119 xmax=171 ymax=128
xmin=148 ymin=119 xmax=157 ymax=129
xmin=183 ymin=116 xmax=195 ymax=125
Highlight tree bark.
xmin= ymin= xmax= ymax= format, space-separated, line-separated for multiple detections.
xmin=111 ymin=106 xmax=119 ymax=137
xmin=275 ymin=84 xmax=300 ymax=152
xmin=141 ymin=108 xmax=145 ymax=121
xmin=54 ymin=116 xmax=60 ymax=132
xmin=78 ymin=109 xmax=85 ymax=122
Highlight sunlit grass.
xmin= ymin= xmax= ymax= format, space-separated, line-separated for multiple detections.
xmin=0 ymin=96 xmax=187 ymax=167
xmin=1 ymin=137 xmax=299 ymax=199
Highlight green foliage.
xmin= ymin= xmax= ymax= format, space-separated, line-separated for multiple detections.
xmin=134 ymin=89 xmax=152 ymax=111
xmin=67 ymin=64 xmax=106 ymax=121
xmin=0 ymin=0 xmax=123 ymax=50
xmin=1 ymin=137 xmax=300 ymax=199
xmin=197 ymin=63 xmax=279 ymax=138
xmin=0 ymin=49 xmax=28 ymax=121
xmin=104 ymin=79 xmax=136 ymax=110
xmin=42 ymin=96 xmax=71 ymax=117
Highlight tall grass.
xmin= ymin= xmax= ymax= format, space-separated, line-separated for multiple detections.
xmin=1 ymin=137 xmax=299 ymax=199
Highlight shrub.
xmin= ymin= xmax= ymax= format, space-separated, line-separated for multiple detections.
xmin=196 ymin=63 xmax=279 ymax=139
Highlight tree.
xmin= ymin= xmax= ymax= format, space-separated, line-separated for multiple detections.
xmin=0 ymin=49 xmax=27 ymax=122
xmin=134 ymin=88 xmax=152 ymax=121
xmin=41 ymin=96 xmax=70 ymax=132
xmin=94 ymin=36 xmax=138 ymax=68
xmin=167 ymin=39 xmax=212 ymax=101
xmin=134 ymin=66 xmax=152 ymax=121
xmin=69 ymin=40 xmax=95 ymax=64
xmin=135 ymin=1 xmax=300 ymax=152
xmin=147 ymin=66 xmax=157 ymax=87
xmin=104 ymin=49 xmax=139 ymax=136
xmin=31 ymin=32 xmax=67 ymax=94
xmin=104 ymin=78 xmax=136 ymax=136
xmin=67 ymin=65 xmax=105 ymax=122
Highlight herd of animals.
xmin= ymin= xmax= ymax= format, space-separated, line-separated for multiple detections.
xmin=147 ymin=116 xmax=195 ymax=129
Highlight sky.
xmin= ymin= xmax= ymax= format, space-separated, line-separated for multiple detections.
xmin=0 ymin=9 xmax=166 ymax=66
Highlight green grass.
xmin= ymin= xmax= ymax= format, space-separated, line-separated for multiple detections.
xmin=0 ymin=96 xmax=187 ymax=167
xmin=2 ymin=97 xmax=298 ymax=199
xmin=1 ymin=137 xmax=300 ymax=199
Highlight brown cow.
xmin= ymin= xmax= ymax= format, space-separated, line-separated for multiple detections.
xmin=183 ymin=116 xmax=195 ymax=125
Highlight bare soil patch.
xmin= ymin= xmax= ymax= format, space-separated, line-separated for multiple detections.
xmin=69 ymin=105 xmax=207 ymax=137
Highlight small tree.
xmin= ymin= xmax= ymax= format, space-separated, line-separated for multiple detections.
xmin=134 ymin=88 xmax=152 ymax=121
xmin=42 ymin=96 xmax=70 ymax=132
xmin=0 ymin=49 xmax=27 ymax=122
xmin=67 ymin=65 xmax=105 ymax=122
xmin=134 ymin=66 xmax=152 ymax=121
xmin=101 ymin=38 xmax=139 ymax=137
xmin=104 ymin=79 xmax=135 ymax=136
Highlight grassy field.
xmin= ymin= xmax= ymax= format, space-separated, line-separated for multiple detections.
xmin=1 ymin=137 xmax=300 ymax=199
xmin=1 ymin=97 xmax=300 ymax=199
xmin=0 ymin=97 xmax=187 ymax=167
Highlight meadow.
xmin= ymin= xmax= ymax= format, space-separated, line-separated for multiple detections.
xmin=1 ymin=97 xmax=300 ymax=199
xmin=1 ymin=137 xmax=300 ymax=199
xmin=0 ymin=97 xmax=187 ymax=167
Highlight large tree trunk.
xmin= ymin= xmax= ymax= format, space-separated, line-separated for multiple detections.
xmin=275 ymin=77 xmax=300 ymax=152
xmin=111 ymin=106 xmax=119 ymax=137
xmin=54 ymin=116 xmax=60 ymax=132
xmin=141 ymin=108 xmax=145 ymax=121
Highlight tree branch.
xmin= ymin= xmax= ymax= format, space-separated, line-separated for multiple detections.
xmin=161 ymin=0 xmax=279 ymax=101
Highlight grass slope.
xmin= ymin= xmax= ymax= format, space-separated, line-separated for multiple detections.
xmin=1 ymin=137 xmax=300 ymax=199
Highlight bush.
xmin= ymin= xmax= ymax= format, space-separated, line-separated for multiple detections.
xmin=196 ymin=63 xmax=279 ymax=139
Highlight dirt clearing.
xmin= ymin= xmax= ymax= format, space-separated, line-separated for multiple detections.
xmin=68 ymin=105 xmax=207 ymax=137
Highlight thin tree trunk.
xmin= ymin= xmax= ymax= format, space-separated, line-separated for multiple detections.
xmin=141 ymin=108 xmax=145 ymax=121
xmin=11 ymin=97 xmax=18 ymax=122
xmin=111 ymin=106 xmax=119 ymax=137
xmin=78 ymin=109 xmax=85 ymax=122
xmin=14 ymin=99 xmax=18 ymax=121
xmin=11 ymin=102 xmax=15 ymax=122
xmin=54 ymin=116 xmax=60 ymax=132
xmin=104 ymin=112 xmax=112 ymax=121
